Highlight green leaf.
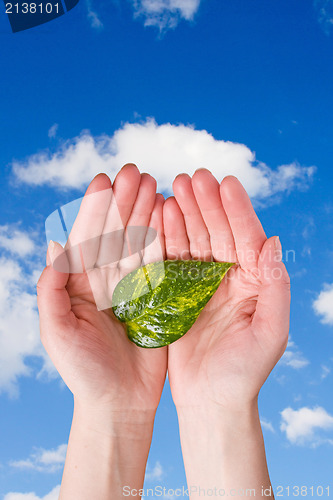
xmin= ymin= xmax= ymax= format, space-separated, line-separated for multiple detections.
xmin=112 ymin=260 xmax=235 ymax=348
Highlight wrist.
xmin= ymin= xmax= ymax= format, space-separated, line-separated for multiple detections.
xmin=73 ymin=397 xmax=156 ymax=440
xmin=176 ymin=394 xmax=259 ymax=418
xmin=176 ymin=399 xmax=272 ymax=499
xmin=176 ymin=397 xmax=260 ymax=441
xmin=59 ymin=399 xmax=156 ymax=499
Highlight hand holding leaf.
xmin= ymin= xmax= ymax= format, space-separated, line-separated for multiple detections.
xmin=163 ymin=170 xmax=291 ymax=410
xmin=37 ymin=165 xmax=167 ymax=411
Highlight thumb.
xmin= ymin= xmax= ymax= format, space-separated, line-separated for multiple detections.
xmin=252 ymin=236 xmax=291 ymax=349
xmin=37 ymin=241 xmax=73 ymax=340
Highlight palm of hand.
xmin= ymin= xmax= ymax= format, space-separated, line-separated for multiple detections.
xmin=164 ymin=170 xmax=290 ymax=409
xmin=39 ymin=165 xmax=167 ymax=410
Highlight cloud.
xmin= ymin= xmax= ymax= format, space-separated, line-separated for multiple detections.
xmin=314 ymin=0 xmax=333 ymax=34
xmin=12 ymin=119 xmax=315 ymax=202
xmin=321 ymin=364 xmax=331 ymax=379
xmin=260 ymin=418 xmax=275 ymax=433
xmin=313 ymin=283 xmax=333 ymax=325
xmin=3 ymin=485 xmax=60 ymax=500
xmin=145 ymin=461 xmax=164 ymax=481
xmin=0 ymin=225 xmax=56 ymax=397
xmin=280 ymin=406 xmax=333 ymax=445
xmin=0 ymin=225 xmax=36 ymax=258
xmin=301 ymin=245 xmax=311 ymax=257
xmin=279 ymin=338 xmax=309 ymax=369
xmin=48 ymin=124 xmax=58 ymax=139
xmin=131 ymin=0 xmax=201 ymax=31
xmin=302 ymin=217 xmax=316 ymax=239
xmin=10 ymin=444 xmax=67 ymax=473
xmin=290 ymin=268 xmax=307 ymax=279
xmin=86 ymin=0 xmax=104 ymax=30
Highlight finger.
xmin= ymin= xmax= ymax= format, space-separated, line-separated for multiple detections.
xmin=37 ymin=241 xmax=74 ymax=345
xmin=173 ymin=174 xmax=212 ymax=261
xmin=220 ymin=176 xmax=267 ymax=271
xmin=252 ymin=236 xmax=290 ymax=352
xmin=191 ymin=169 xmax=237 ymax=263
xmin=142 ymin=193 xmax=166 ymax=265
xmin=118 ymin=172 xmax=157 ymax=274
xmin=113 ymin=163 xmax=142 ymax=224
xmin=95 ymin=164 xmax=141 ymax=268
xmin=163 ymin=196 xmax=191 ymax=260
xmin=65 ymin=173 xmax=112 ymax=272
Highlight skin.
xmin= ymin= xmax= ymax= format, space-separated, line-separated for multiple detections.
xmin=37 ymin=164 xmax=167 ymax=499
xmin=163 ymin=169 xmax=290 ymax=498
xmin=37 ymin=166 xmax=290 ymax=499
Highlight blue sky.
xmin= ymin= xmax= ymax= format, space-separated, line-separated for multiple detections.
xmin=0 ymin=0 xmax=333 ymax=498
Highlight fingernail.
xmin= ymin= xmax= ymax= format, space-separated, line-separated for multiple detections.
xmin=274 ymin=236 xmax=282 ymax=261
xmin=194 ymin=168 xmax=208 ymax=174
xmin=121 ymin=163 xmax=138 ymax=171
xmin=174 ymin=172 xmax=187 ymax=179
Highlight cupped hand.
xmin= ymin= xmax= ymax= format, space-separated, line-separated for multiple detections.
xmin=37 ymin=165 xmax=167 ymax=412
xmin=163 ymin=170 xmax=290 ymax=410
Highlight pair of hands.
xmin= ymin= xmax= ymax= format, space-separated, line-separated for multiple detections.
xmin=37 ymin=163 xmax=290 ymax=419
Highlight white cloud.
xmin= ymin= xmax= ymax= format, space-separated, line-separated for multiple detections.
xmin=260 ymin=418 xmax=275 ymax=433
xmin=290 ymin=268 xmax=307 ymax=279
xmin=279 ymin=338 xmax=309 ymax=369
xmin=131 ymin=0 xmax=201 ymax=31
xmin=321 ymin=364 xmax=331 ymax=379
xmin=314 ymin=0 xmax=333 ymax=34
xmin=3 ymin=485 xmax=60 ymax=500
xmin=280 ymin=406 xmax=333 ymax=445
xmin=0 ymin=225 xmax=56 ymax=397
xmin=313 ymin=283 xmax=333 ymax=325
xmin=10 ymin=444 xmax=67 ymax=473
xmin=274 ymin=374 xmax=286 ymax=385
xmin=302 ymin=217 xmax=315 ymax=239
xmin=48 ymin=123 xmax=58 ymax=139
xmin=86 ymin=0 xmax=103 ymax=29
xmin=0 ymin=225 xmax=36 ymax=258
xmin=301 ymin=245 xmax=311 ymax=257
xmin=145 ymin=461 xmax=164 ymax=481
xmin=0 ymin=256 xmax=41 ymax=397
xmin=12 ymin=119 xmax=315 ymax=202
